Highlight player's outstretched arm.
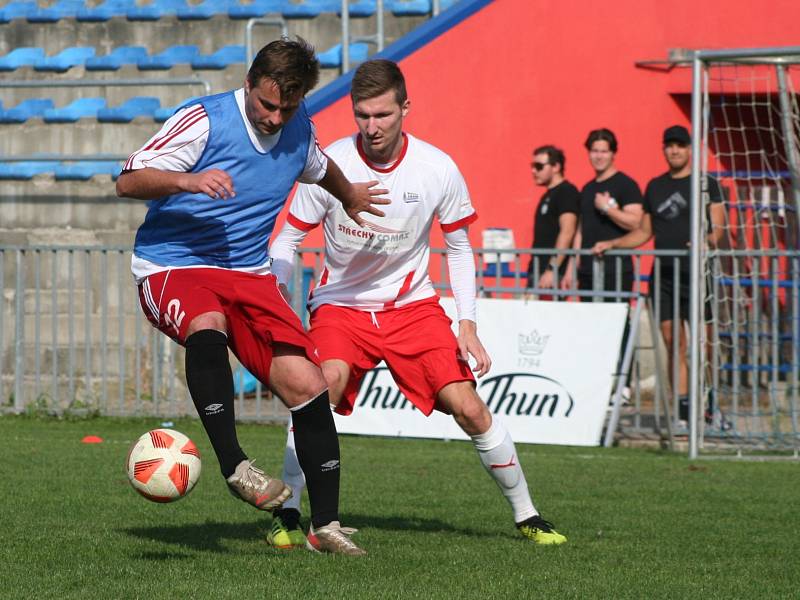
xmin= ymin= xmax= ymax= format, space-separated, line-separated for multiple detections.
xmin=316 ymin=158 xmax=390 ymax=227
xmin=116 ymin=167 xmax=235 ymax=201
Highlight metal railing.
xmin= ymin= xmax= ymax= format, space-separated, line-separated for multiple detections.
xmin=2 ymin=244 xmax=797 ymax=452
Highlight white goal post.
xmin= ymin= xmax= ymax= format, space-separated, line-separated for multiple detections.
xmin=689 ymin=47 xmax=800 ymax=458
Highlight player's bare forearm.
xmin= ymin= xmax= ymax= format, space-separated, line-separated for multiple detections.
xmin=116 ymin=167 xmax=234 ymax=200
xmin=317 ymin=159 xmax=389 ymax=226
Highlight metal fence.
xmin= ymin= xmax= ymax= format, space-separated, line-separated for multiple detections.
xmin=2 ymin=244 xmax=798 ymax=451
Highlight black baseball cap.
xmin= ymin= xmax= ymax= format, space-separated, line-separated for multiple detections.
xmin=663 ymin=125 xmax=691 ymax=145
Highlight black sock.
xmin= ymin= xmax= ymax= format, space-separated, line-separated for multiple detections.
xmin=185 ymin=329 xmax=247 ymax=478
xmin=290 ymin=390 xmax=340 ymax=528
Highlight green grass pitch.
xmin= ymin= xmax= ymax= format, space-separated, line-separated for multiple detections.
xmin=1 ymin=415 xmax=798 ymax=599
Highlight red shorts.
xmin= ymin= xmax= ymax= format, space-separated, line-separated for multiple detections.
xmin=309 ymin=297 xmax=474 ymax=416
xmin=138 ymin=268 xmax=319 ymax=387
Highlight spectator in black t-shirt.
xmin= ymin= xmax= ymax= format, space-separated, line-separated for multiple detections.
xmin=525 ymin=145 xmax=579 ymax=293
xmin=592 ymin=125 xmax=726 ymax=426
xmin=563 ymin=128 xmax=644 ymax=297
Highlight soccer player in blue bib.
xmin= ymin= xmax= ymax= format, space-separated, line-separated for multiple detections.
xmin=117 ymin=38 xmax=388 ymax=555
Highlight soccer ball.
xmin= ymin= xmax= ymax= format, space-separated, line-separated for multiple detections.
xmin=126 ymin=429 xmax=201 ymax=503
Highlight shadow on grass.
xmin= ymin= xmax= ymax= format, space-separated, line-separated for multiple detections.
xmin=122 ymin=520 xmax=269 ymax=554
xmin=341 ymin=513 xmax=511 ymax=540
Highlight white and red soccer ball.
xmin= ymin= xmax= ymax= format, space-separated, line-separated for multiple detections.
xmin=126 ymin=429 xmax=201 ymax=503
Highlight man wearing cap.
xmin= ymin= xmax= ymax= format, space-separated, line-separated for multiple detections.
xmin=592 ymin=125 xmax=725 ymax=426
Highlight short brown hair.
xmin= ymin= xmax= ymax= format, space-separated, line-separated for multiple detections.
xmin=247 ymin=37 xmax=320 ymax=102
xmin=584 ymin=128 xmax=618 ymax=153
xmin=350 ymin=59 xmax=407 ymax=105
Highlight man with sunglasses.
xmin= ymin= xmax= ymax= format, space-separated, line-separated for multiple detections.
xmin=525 ymin=145 xmax=579 ymax=294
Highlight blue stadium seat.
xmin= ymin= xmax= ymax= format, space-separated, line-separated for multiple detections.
xmin=176 ymin=0 xmax=235 ymax=19
xmin=0 ymin=47 xmax=46 ymax=72
xmin=137 ymin=45 xmax=199 ymax=70
xmin=440 ymin=0 xmax=459 ymax=9
xmin=227 ymin=0 xmax=282 ymax=19
xmin=0 ymin=99 xmax=55 ymax=124
xmin=388 ymin=0 xmax=430 ymax=16
xmin=281 ymin=0 xmax=339 ymax=19
xmin=126 ymin=0 xmax=187 ymax=21
xmin=54 ymin=161 xmax=123 ymax=180
xmin=339 ymin=0 xmax=376 ymax=17
xmin=482 ymin=263 xmax=517 ymax=278
xmin=191 ymin=45 xmax=245 ymax=69
xmin=318 ymin=42 xmax=369 ymax=68
xmin=0 ymin=161 xmax=60 ymax=180
xmin=153 ymin=97 xmax=200 ymax=122
xmin=76 ymin=0 xmax=137 ymax=22
xmin=43 ymin=98 xmax=107 ymax=123
xmin=26 ymin=0 xmax=85 ymax=22
xmin=97 ymin=97 xmax=161 ymax=122
xmin=0 ymin=1 xmax=38 ymax=23
xmin=33 ymin=47 xmax=96 ymax=72
xmin=85 ymin=46 xmax=149 ymax=71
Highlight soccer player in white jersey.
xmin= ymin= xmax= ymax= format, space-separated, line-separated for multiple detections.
xmin=117 ymin=39 xmax=390 ymax=555
xmin=268 ymin=59 xmax=566 ymax=548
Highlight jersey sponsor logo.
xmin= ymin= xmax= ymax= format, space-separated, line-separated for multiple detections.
xmin=334 ymin=213 xmax=417 ymax=254
xmin=403 ymin=191 xmax=420 ymax=203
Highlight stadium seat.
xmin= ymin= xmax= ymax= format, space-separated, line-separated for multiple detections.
xmin=137 ymin=45 xmax=199 ymax=70
xmin=176 ymin=0 xmax=235 ymax=20
xmin=76 ymin=0 xmax=137 ymax=22
xmin=97 ymin=97 xmax=161 ymax=122
xmin=0 ymin=47 xmax=46 ymax=72
xmin=33 ymin=47 xmax=96 ymax=72
xmin=339 ymin=0 xmax=376 ymax=17
xmin=388 ymin=0 xmax=430 ymax=16
xmin=153 ymin=97 xmax=200 ymax=122
xmin=43 ymin=98 xmax=107 ymax=123
xmin=281 ymin=0 xmax=339 ymax=19
xmin=482 ymin=263 xmax=516 ymax=277
xmin=126 ymin=0 xmax=187 ymax=21
xmin=0 ymin=0 xmax=38 ymax=23
xmin=318 ymin=42 xmax=369 ymax=68
xmin=0 ymin=99 xmax=55 ymax=124
xmin=227 ymin=0 xmax=282 ymax=19
xmin=191 ymin=45 xmax=246 ymax=69
xmin=85 ymin=46 xmax=149 ymax=71
xmin=26 ymin=0 xmax=85 ymax=22
xmin=54 ymin=161 xmax=123 ymax=180
xmin=0 ymin=161 xmax=60 ymax=180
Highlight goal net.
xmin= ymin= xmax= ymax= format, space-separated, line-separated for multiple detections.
xmin=694 ymin=48 xmax=800 ymax=455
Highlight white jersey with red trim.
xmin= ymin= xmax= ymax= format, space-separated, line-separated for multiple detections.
xmin=288 ymin=133 xmax=477 ymax=313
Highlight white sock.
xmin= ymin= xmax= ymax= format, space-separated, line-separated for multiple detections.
xmin=280 ymin=416 xmax=305 ymax=512
xmin=471 ymin=416 xmax=537 ymax=523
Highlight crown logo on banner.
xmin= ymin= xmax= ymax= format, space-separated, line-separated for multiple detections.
xmin=518 ymin=330 xmax=550 ymax=356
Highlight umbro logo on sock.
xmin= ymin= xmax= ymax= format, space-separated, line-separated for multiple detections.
xmin=320 ymin=459 xmax=340 ymax=472
xmin=205 ymin=403 xmax=224 ymax=415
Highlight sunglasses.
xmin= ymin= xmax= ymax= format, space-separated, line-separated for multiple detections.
xmin=532 ymin=161 xmax=550 ymax=171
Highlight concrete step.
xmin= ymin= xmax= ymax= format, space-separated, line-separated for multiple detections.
xmin=3 ymin=335 xmax=182 ymax=375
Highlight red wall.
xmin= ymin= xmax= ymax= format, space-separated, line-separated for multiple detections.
xmin=286 ymin=0 xmax=800 ymax=252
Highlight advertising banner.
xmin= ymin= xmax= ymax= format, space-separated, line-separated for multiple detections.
xmin=333 ymin=298 xmax=628 ymax=446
